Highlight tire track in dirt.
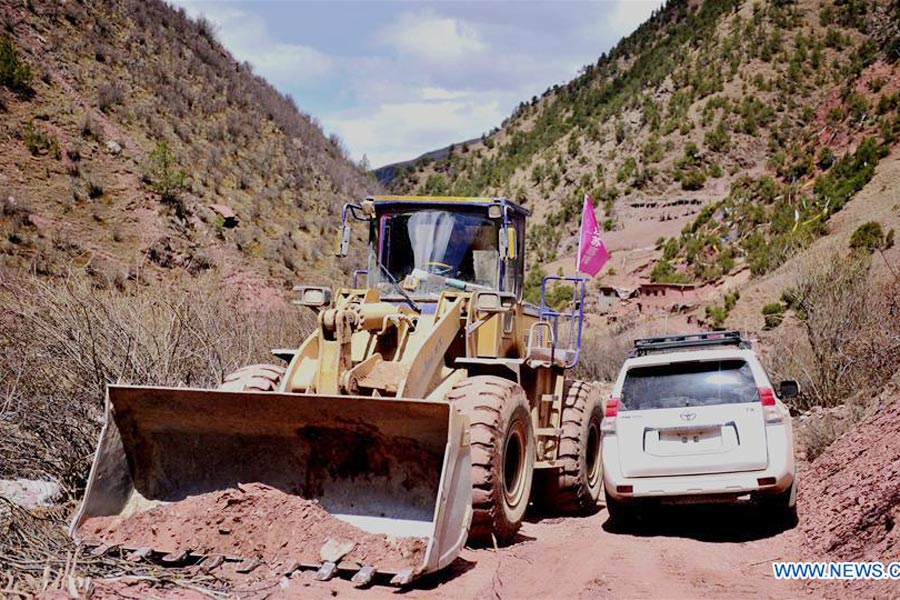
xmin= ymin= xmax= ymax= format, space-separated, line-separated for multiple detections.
xmin=291 ymin=503 xmax=803 ymax=600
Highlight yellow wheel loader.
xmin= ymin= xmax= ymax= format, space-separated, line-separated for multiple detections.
xmin=71 ymin=196 xmax=604 ymax=585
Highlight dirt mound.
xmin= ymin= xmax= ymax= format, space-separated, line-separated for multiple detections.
xmin=796 ymin=375 xmax=900 ymax=595
xmin=80 ymin=483 xmax=427 ymax=573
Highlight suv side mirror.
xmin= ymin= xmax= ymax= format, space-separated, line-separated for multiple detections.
xmin=779 ymin=379 xmax=800 ymax=399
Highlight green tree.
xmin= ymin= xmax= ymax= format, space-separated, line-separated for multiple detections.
xmin=704 ymin=121 xmax=730 ymax=153
xmin=650 ymin=259 xmax=690 ymax=283
xmin=523 ymin=266 xmax=547 ymax=305
xmin=762 ymin=302 xmax=785 ymax=329
xmin=147 ymin=142 xmax=187 ymax=205
xmin=849 ymin=221 xmax=894 ymax=253
xmin=0 ymin=35 xmax=33 ymax=96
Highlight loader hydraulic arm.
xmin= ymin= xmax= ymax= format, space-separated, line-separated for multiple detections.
xmin=314 ymin=300 xmax=413 ymax=395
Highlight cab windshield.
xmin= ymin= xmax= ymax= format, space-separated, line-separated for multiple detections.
xmin=368 ymin=208 xmax=500 ymax=297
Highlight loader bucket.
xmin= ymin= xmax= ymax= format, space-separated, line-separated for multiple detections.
xmin=70 ymin=385 xmax=471 ymax=583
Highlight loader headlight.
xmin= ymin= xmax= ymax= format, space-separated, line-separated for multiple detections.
xmin=293 ymin=285 xmax=332 ymax=308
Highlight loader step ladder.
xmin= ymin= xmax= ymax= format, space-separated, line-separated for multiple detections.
xmin=528 ymin=276 xmax=587 ymax=369
xmin=535 ymin=427 xmax=562 ymax=437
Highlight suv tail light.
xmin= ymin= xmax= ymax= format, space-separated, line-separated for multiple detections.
xmin=601 ymin=397 xmax=619 ymax=434
xmin=759 ymin=387 xmax=782 ymax=423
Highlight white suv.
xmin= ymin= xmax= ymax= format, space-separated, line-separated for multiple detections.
xmin=601 ymin=331 xmax=798 ymax=523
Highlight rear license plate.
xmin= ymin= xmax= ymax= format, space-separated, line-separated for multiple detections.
xmin=657 ymin=427 xmax=723 ymax=452
xmin=661 ymin=428 xmax=717 ymax=442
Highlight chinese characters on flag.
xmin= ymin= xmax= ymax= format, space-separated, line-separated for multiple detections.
xmin=576 ymin=194 xmax=609 ymax=277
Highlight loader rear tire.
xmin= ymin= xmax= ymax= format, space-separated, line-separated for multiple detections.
xmin=533 ymin=380 xmax=604 ymax=514
xmin=448 ymin=376 xmax=535 ymax=546
xmin=219 ymin=364 xmax=285 ymax=392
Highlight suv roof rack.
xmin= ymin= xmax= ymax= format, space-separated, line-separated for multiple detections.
xmin=628 ymin=330 xmax=751 ymax=357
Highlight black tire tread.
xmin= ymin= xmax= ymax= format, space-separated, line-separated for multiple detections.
xmin=219 ymin=363 xmax=285 ymax=392
xmin=449 ymin=376 xmax=534 ymax=545
xmin=534 ymin=380 xmax=603 ymax=514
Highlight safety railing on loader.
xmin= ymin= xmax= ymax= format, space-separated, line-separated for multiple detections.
xmin=628 ymin=330 xmax=751 ymax=357
xmin=352 ymin=269 xmax=369 ymax=288
xmin=533 ymin=276 xmax=587 ymax=369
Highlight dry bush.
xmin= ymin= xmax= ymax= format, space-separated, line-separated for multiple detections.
xmin=794 ymin=401 xmax=876 ymax=462
xmin=801 ymin=412 xmax=847 ymax=461
xmin=0 ymin=498 xmax=223 ymax=596
xmin=766 ymin=251 xmax=900 ymax=411
xmin=576 ymin=328 xmax=632 ymax=383
xmin=96 ymin=81 xmax=123 ymax=112
xmin=576 ymin=318 xmax=659 ymax=383
xmin=0 ymin=270 xmax=313 ymax=498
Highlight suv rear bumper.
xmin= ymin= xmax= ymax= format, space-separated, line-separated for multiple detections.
xmin=602 ymin=437 xmax=794 ymax=502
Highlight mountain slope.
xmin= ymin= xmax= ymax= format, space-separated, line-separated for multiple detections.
xmin=374 ymin=136 xmax=480 ymax=186
xmin=0 ymin=0 xmax=373 ymax=302
xmin=388 ymin=0 xmax=900 ymax=290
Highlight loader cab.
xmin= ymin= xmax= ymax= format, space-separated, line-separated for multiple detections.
xmin=351 ymin=196 xmax=527 ymax=305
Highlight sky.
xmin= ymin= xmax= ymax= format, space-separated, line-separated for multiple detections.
xmin=169 ymin=1 xmax=664 ymax=168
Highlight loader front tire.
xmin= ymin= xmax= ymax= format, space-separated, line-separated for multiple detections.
xmin=533 ymin=380 xmax=604 ymax=514
xmin=448 ymin=376 xmax=535 ymax=546
xmin=218 ymin=364 xmax=285 ymax=392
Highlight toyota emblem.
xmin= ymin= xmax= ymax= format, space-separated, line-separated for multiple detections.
xmin=679 ymin=410 xmax=697 ymax=421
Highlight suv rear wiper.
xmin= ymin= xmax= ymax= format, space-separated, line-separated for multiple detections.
xmin=377 ymin=261 xmax=421 ymax=313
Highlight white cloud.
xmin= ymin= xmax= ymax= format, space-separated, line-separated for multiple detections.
xmin=169 ymin=1 xmax=333 ymax=87
xmin=419 ymin=87 xmax=471 ymax=101
xmin=167 ymin=1 xmax=665 ymax=168
xmin=242 ymin=42 xmax=333 ymax=86
xmin=331 ymin=98 xmax=505 ymax=166
xmin=607 ymin=0 xmax=664 ymax=40
xmin=378 ymin=11 xmax=487 ymax=64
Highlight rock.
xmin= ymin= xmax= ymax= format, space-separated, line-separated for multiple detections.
xmin=209 ymin=203 xmax=238 ymax=228
xmin=0 ymin=478 xmax=63 ymax=509
xmin=106 ymin=140 xmax=122 ymax=155
xmin=319 ymin=538 xmax=355 ymax=563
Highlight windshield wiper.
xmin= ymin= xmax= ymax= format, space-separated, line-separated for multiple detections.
xmin=377 ymin=261 xmax=421 ymax=313
xmin=410 ymin=268 xmax=490 ymax=293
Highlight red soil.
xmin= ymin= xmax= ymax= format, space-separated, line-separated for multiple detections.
xmin=80 ymin=483 xmax=427 ymax=573
xmin=814 ymin=60 xmax=900 ymax=156
xmin=797 ymin=377 xmax=900 ymax=597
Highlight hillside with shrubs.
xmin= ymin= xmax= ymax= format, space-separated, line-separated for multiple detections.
xmin=0 ymin=0 xmax=371 ymax=299
xmin=388 ymin=0 xmax=900 ymax=498
xmin=0 ymin=0 xmax=371 ymax=564
xmin=386 ymin=0 xmax=900 ymax=285
xmin=2 ymin=1 xmax=900 ymax=596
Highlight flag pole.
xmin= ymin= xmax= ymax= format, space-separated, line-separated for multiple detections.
xmin=576 ymin=194 xmax=585 ymax=274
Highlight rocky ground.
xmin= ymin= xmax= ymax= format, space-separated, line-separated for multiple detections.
xmin=19 ymin=386 xmax=899 ymax=600
xmin=91 ymin=503 xmax=801 ymax=599
xmin=78 ymin=483 xmax=428 ymax=575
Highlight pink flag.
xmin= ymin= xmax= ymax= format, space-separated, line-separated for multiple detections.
xmin=576 ymin=194 xmax=609 ymax=277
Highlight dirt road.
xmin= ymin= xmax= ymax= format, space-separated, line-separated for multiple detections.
xmin=275 ymin=503 xmax=802 ymax=600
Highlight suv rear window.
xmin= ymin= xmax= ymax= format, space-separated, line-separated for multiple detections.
xmin=621 ymin=359 xmax=758 ymax=410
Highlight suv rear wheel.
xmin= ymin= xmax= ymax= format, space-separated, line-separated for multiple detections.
xmin=757 ymin=482 xmax=797 ymax=525
xmin=604 ymin=489 xmax=638 ymax=528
